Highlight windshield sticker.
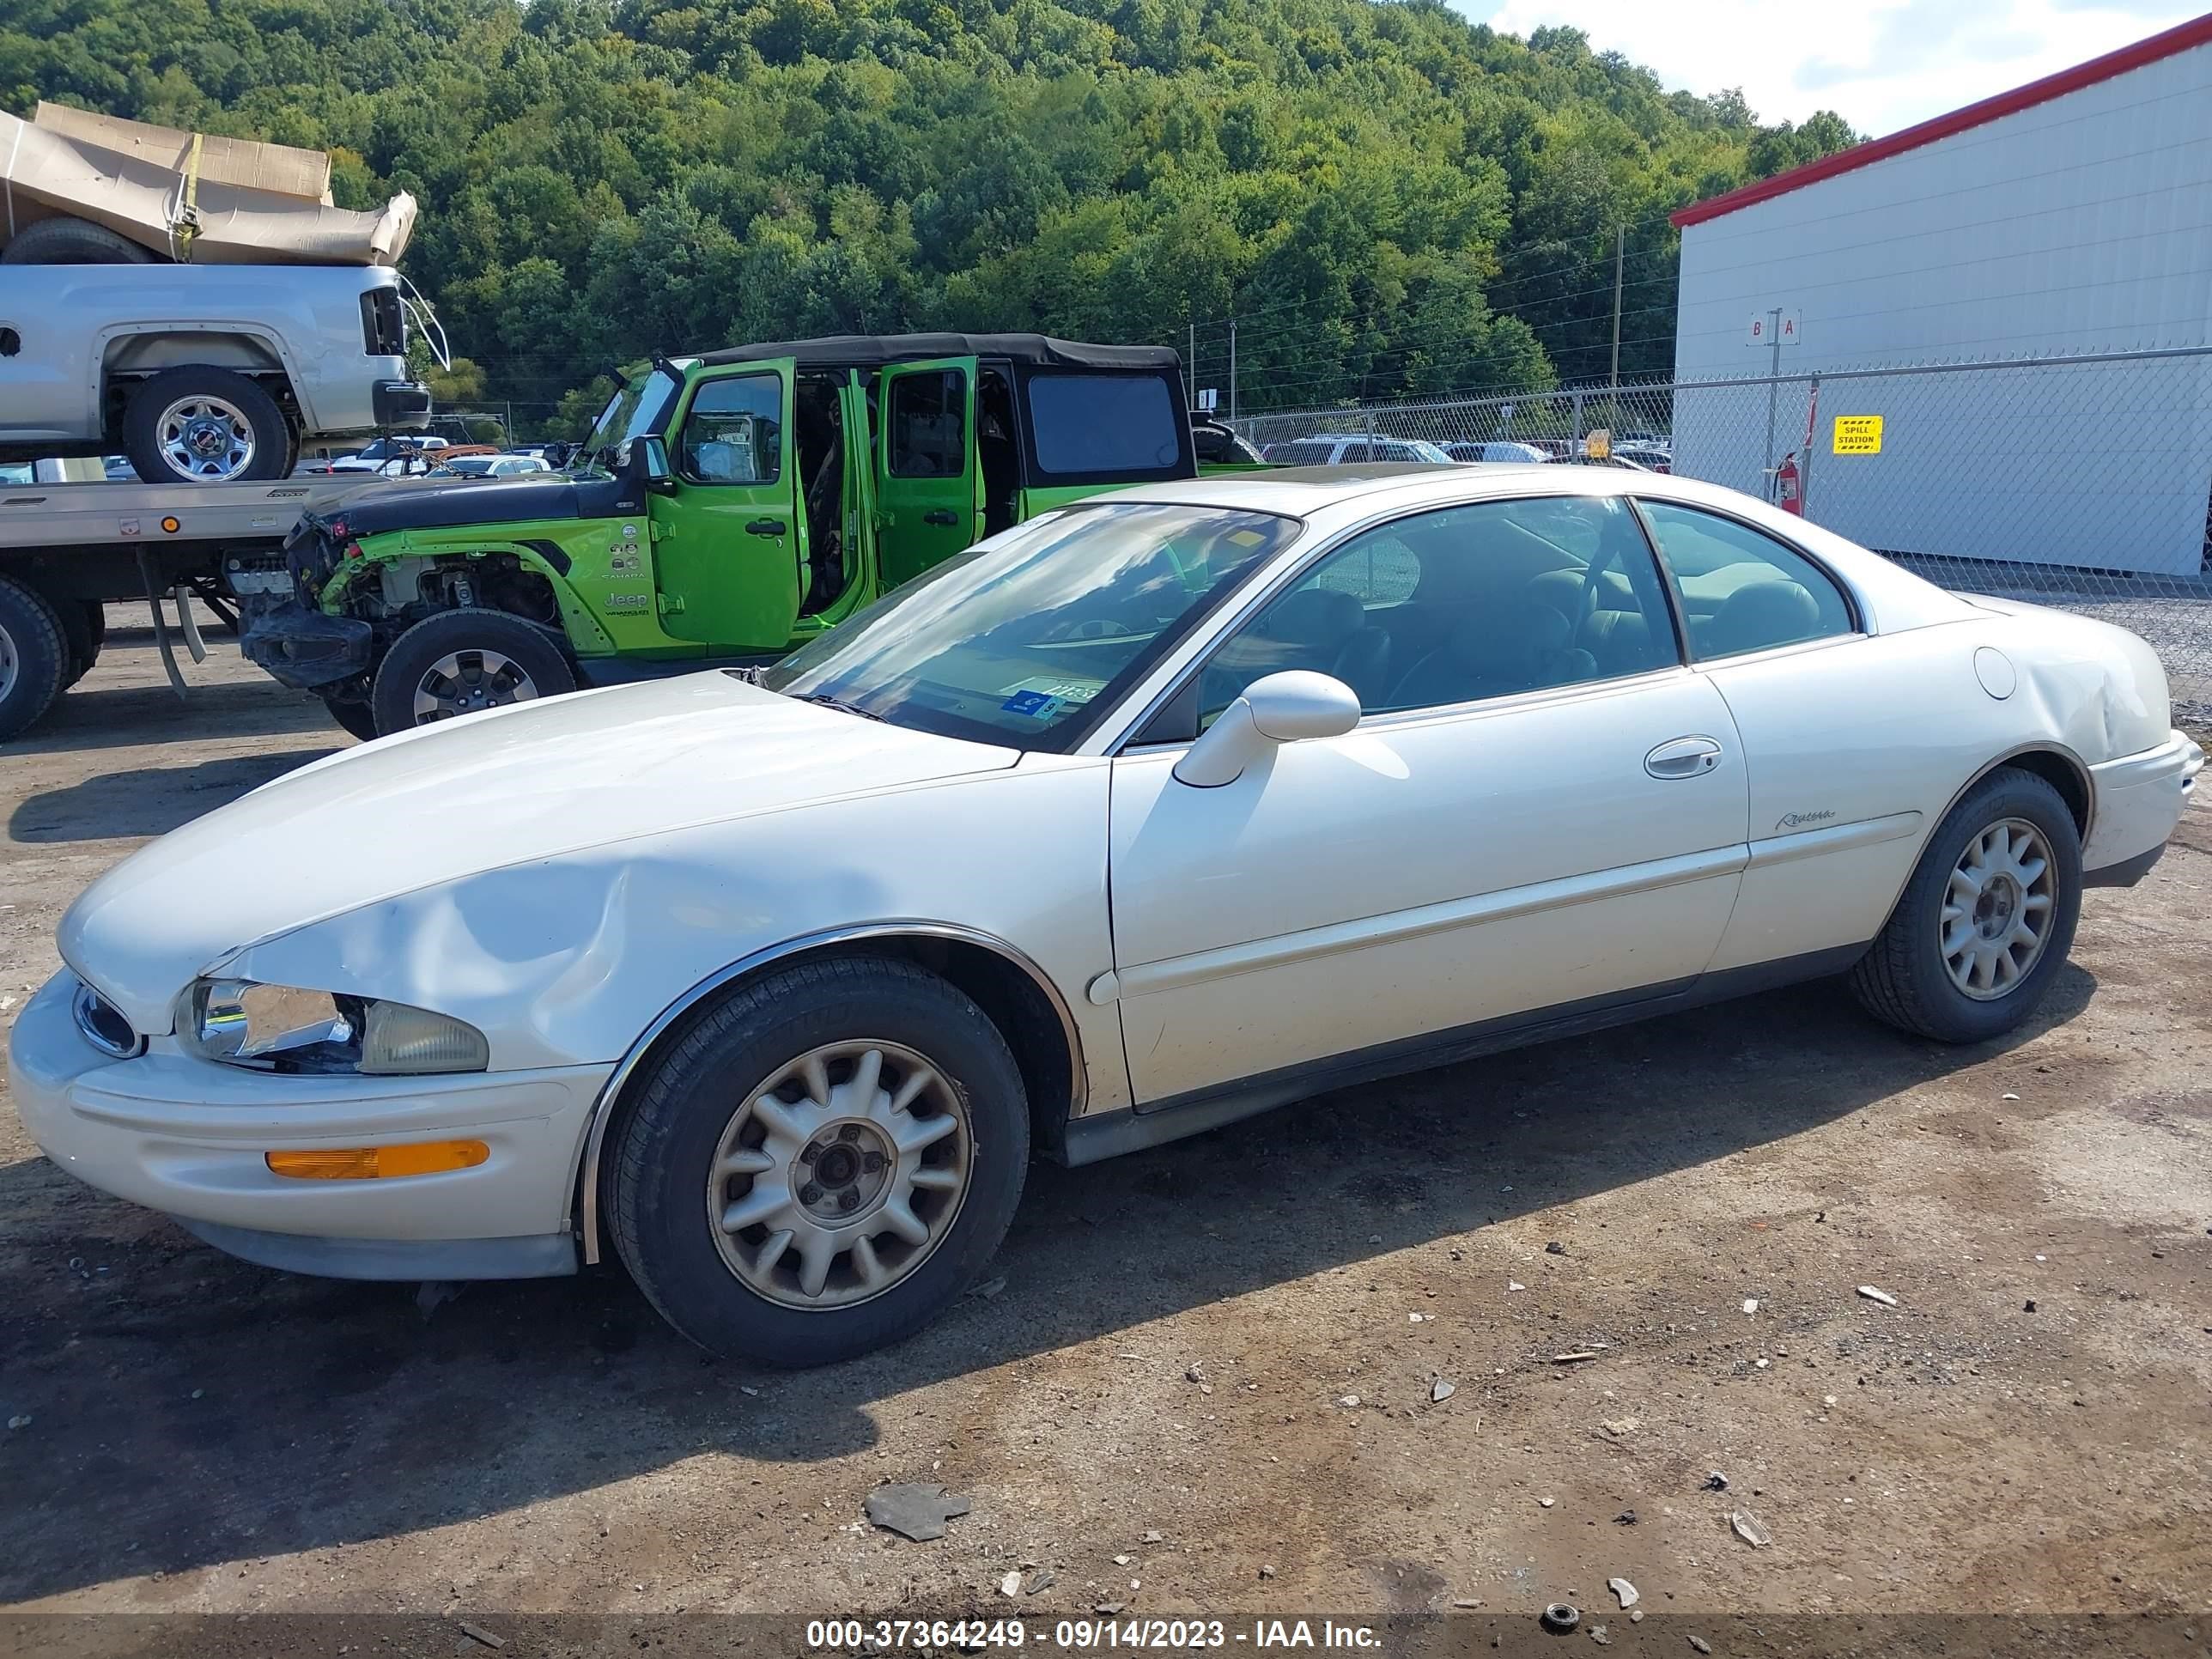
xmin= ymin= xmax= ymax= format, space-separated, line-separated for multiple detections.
xmin=1000 ymin=689 xmax=1060 ymax=718
xmin=1004 ymin=676 xmax=1100 ymax=707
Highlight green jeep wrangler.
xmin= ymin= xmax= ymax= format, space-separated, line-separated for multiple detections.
xmin=243 ymin=332 xmax=1210 ymax=737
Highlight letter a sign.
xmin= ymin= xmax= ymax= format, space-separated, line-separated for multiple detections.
xmin=1747 ymin=310 xmax=1802 ymax=346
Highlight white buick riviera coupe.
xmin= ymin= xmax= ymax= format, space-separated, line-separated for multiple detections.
xmin=11 ymin=467 xmax=2201 ymax=1364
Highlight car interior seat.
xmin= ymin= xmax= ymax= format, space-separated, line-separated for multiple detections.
xmin=1255 ymin=586 xmax=1394 ymax=704
xmin=1698 ymin=580 xmax=1820 ymax=658
xmin=1385 ymin=600 xmax=1596 ymax=709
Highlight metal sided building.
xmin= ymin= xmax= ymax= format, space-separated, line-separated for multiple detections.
xmin=1669 ymin=14 xmax=2212 ymax=580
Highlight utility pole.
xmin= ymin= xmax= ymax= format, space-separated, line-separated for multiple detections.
xmin=1228 ymin=316 xmax=1238 ymax=423
xmin=1608 ymin=224 xmax=1625 ymax=392
xmin=1762 ymin=304 xmax=1783 ymax=498
xmin=1188 ymin=319 xmax=1196 ymax=391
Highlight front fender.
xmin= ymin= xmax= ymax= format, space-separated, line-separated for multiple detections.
xmin=327 ymin=536 xmax=616 ymax=653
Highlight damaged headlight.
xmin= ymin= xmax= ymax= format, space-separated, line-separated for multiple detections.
xmin=179 ymin=979 xmax=489 ymax=1075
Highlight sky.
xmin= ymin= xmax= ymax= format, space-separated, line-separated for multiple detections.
xmin=1460 ymin=0 xmax=2208 ymax=137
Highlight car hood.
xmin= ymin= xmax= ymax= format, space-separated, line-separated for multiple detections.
xmin=58 ymin=675 xmax=1020 ymax=1032
xmin=326 ymin=470 xmax=629 ymax=535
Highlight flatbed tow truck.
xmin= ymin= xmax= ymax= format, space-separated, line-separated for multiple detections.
xmin=0 ymin=465 xmax=365 ymax=739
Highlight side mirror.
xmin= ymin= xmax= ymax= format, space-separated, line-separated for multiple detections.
xmin=626 ymin=435 xmax=676 ymax=494
xmin=1172 ymin=670 xmax=1361 ymax=788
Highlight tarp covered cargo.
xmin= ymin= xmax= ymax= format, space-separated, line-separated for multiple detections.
xmin=0 ymin=104 xmax=415 ymax=266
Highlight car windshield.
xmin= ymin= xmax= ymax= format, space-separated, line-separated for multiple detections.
xmin=763 ymin=503 xmax=1299 ymax=751
xmin=577 ymin=367 xmax=681 ymax=474
xmin=445 ymin=456 xmax=495 ymax=475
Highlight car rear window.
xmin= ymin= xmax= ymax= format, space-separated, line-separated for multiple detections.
xmin=1265 ymin=442 xmax=1336 ymax=465
xmin=1026 ymin=373 xmax=1184 ymax=479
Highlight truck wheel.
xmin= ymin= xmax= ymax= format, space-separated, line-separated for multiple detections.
xmin=1850 ymin=767 xmax=2082 ymax=1043
xmin=371 ymin=607 xmax=577 ymax=735
xmin=0 ymin=576 xmax=69 ymax=742
xmin=605 ymin=956 xmax=1030 ymax=1365
xmin=1 ymin=215 xmax=155 ymax=264
xmin=123 ymin=368 xmax=290 ymax=484
xmin=320 ymin=696 xmax=381 ymax=743
xmin=57 ymin=599 xmax=104 ymax=688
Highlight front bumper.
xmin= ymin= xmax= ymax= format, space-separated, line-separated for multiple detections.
xmin=7 ymin=970 xmax=609 ymax=1280
xmin=240 ymin=599 xmax=373 ymax=691
xmin=373 ymin=380 xmax=433 ymax=428
xmin=2083 ymin=727 xmax=2202 ymax=884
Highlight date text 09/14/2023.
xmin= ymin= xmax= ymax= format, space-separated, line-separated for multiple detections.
xmin=805 ymin=1620 xmax=1385 ymax=1650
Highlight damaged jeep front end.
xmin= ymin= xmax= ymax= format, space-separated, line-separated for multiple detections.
xmin=239 ymin=511 xmax=374 ymax=692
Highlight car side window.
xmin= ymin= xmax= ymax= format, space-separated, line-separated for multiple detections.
xmin=680 ymin=374 xmax=781 ymax=485
xmin=1636 ymin=501 xmax=1854 ymax=659
xmin=888 ymin=369 xmax=965 ymax=477
xmin=1191 ymin=495 xmax=1682 ymax=728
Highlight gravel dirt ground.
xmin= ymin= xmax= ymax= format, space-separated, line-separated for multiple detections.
xmin=3 ymin=611 xmax=2209 ymax=1646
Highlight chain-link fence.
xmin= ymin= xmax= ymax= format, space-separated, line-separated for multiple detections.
xmin=1234 ymin=345 xmax=2212 ymax=720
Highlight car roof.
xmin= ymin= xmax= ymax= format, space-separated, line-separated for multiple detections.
xmin=693 ymin=332 xmax=1181 ymax=373
xmin=1091 ymin=460 xmax=1697 ymax=518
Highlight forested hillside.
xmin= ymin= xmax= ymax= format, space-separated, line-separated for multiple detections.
xmin=3 ymin=0 xmax=1853 ymax=427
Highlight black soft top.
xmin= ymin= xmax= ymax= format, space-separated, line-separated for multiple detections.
xmin=694 ymin=332 xmax=1181 ymax=373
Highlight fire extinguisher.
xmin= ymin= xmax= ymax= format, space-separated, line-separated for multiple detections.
xmin=1776 ymin=452 xmax=1802 ymax=515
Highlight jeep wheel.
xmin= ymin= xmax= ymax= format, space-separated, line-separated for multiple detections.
xmin=370 ymin=607 xmax=577 ymax=735
xmin=0 ymin=576 xmax=69 ymax=742
xmin=123 ymin=368 xmax=291 ymax=484
xmin=606 ymin=957 xmax=1030 ymax=1366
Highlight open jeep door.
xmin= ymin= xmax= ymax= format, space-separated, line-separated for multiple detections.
xmin=875 ymin=356 xmax=979 ymax=589
xmin=652 ymin=357 xmax=805 ymax=649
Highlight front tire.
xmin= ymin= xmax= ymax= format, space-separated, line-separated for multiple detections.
xmin=123 ymin=367 xmax=291 ymax=484
xmin=1850 ymin=766 xmax=2081 ymax=1042
xmin=369 ymin=606 xmax=577 ymax=735
xmin=606 ymin=957 xmax=1030 ymax=1366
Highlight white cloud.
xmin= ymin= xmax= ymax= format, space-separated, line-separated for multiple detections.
xmin=1474 ymin=0 xmax=2206 ymax=136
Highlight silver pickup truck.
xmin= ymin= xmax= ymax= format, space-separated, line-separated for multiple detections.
xmin=0 ymin=262 xmax=429 ymax=484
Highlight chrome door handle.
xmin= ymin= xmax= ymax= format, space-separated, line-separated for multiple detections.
xmin=1645 ymin=735 xmax=1724 ymax=779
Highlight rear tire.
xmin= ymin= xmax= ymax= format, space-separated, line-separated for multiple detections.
xmin=123 ymin=367 xmax=290 ymax=485
xmin=321 ymin=695 xmax=381 ymax=743
xmin=58 ymin=599 xmax=104 ymax=688
xmin=2 ymin=215 xmax=155 ymax=264
xmin=0 ymin=575 xmax=69 ymax=742
xmin=1850 ymin=766 xmax=2081 ymax=1042
xmin=370 ymin=606 xmax=576 ymax=735
xmin=606 ymin=957 xmax=1030 ymax=1366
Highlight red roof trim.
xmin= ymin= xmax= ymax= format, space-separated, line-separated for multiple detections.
xmin=1671 ymin=9 xmax=2212 ymax=228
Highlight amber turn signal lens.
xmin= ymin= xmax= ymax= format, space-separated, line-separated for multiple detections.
xmin=265 ymin=1140 xmax=489 ymax=1180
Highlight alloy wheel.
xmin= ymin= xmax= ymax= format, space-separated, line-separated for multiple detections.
xmin=705 ymin=1039 xmax=973 ymax=1309
xmin=411 ymin=648 xmax=539 ymax=721
xmin=1942 ymin=817 xmax=2057 ymax=1000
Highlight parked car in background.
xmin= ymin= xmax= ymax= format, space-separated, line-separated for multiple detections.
xmin=440 ymin=453 xmax=551 ymax=478
xmin=18 ymin=466 xmax=2197 ymax=1365
xmin=1546 ymin=453 xmax=1653 ymax=471
xmin=1261 ymin=434 xmax=1455 ymax=465
xmin=1440 ymin=441 xmax=1551 ymax=463
xmin=1613 ymin=441 xmax=1673 ymax=472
